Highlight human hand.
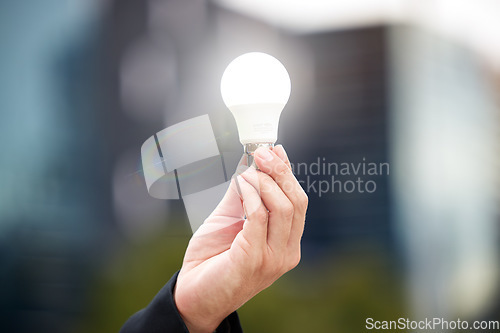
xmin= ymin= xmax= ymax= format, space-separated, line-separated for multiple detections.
xmin=173 ymin=145 xmax=308 ymax=333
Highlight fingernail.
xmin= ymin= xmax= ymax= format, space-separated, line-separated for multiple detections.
xmin=255 ymin=147 xmax=273 ymax=161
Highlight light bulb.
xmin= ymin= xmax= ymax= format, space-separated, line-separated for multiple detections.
xmin=221 ymin=52 xmax=291 ymax=161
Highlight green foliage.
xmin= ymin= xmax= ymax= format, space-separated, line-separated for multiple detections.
xmin=74 ymin=226 xmax=190 ymax=333
xmin=76 ymin=229 xmax=405 ymax=333
xmin=239 ymin=248 xmax=406 ymax=332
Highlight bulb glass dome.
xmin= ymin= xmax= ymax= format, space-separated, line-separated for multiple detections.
xmin=221 ymin=52 xmax=291 ymax=146
xmin=221 ymin=52 xmax=291 ymax=107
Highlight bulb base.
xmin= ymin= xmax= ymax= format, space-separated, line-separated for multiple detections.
xmin=244 ymin=143 xmax=274 ymax=168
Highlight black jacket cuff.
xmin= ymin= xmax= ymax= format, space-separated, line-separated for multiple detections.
xmin=120 ymin=271 xmax=242 ymax=333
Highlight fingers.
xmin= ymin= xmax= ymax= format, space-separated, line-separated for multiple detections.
xmin=254 ymin=147 xmax=308 ymax=214
xmin=231 ymin=145 xmax=308 ymax=271
xmin=254 ymin=147 xmax=308 ymax=249
xmin=238 ymin=167 xmax=294 ymax=252
xmin=272 ymin=145 xmax=292 ymax=170
xmin=208 ymin=154 xmax=249 ymax=220
xmin=208 ymin=177 xmax=244 ymax=220
xmin=234 ymin=174 xmax=268 ymax=248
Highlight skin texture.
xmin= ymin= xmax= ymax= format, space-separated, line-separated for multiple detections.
xmin=174 ymin=145 xmax=308 ymax=333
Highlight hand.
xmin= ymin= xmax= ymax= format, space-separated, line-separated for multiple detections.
xmin=173 ymin=145 xmax=308 ymax=333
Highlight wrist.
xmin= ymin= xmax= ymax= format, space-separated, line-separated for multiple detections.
xmin=173 ymin=282 xmax=227 ymax=333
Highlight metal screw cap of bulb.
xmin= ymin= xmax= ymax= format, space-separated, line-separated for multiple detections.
xmin=244 ymin=142 xmax=274 ymax=168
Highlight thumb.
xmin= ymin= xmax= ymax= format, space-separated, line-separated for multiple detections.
xmin=207 ymin=154 xmax=248 ymax=219
xmin=208 ymin=177 xmax=244 ymax=219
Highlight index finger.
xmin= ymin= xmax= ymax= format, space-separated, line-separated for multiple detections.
xmin=272 ymin=145 xmax=292 ymax=170
xmin=254 ymin=147 xmax=308 ymax=252
xmin=253 ymin=147 xmax=307 ymax=211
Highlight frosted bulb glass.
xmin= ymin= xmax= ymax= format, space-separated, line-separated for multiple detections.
xmin=221 ymin=52 xmax=291 ymax=148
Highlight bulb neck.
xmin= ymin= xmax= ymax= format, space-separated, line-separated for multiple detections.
xmin=244 ymin=142 xmax=274 ymax=168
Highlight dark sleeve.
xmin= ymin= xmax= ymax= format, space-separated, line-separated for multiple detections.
xmin=120 ymin=271 xmax=243 ymax=333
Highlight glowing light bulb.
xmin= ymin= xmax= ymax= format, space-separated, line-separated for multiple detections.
xmin=221 ymin=52 xmax=291 ymax=160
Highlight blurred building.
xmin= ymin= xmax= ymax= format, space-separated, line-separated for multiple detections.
xmin=0 ymin=0 xmax=499 ymax=332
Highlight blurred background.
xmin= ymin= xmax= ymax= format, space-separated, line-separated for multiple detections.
xmin=0 ymin=0 xmax=499 ymax=332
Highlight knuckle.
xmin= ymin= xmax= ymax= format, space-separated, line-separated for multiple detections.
xmin=274 ymin=163 xmax=290 ymax=177
xmin=282 ymin=179 xmax=296 ymax=193
xmin=258 ymin=172 xmax=273 ymax=193
xmin=296 ymin=190 xmax=308 ymax=212
xmin=252 ymin=208 xmax=268 ymax=223
xmin=301 ymin=191 xmax=309 ymax=206
xmin=280 ymin=202 xmax=294 ymax=219
xmin=260 ymin=176 xmax=274 ymax=193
